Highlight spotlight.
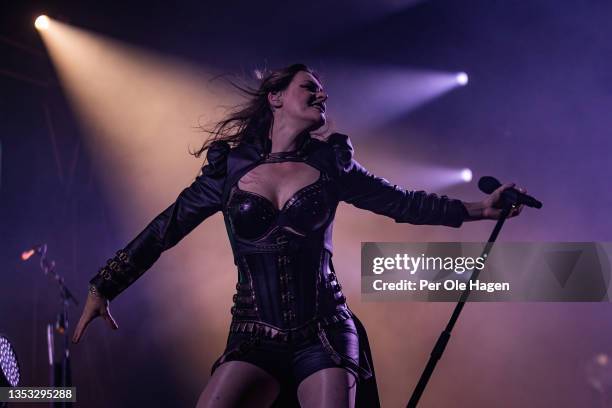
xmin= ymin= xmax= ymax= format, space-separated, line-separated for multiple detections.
xmin=461 ymin=168 xmax=472 ymax=182
xmin=456 ymin=72 xmax=468 ymax=86
xmin=35 ymin=15 xmax=50 ymax=31
xmin=0 ymin=335 xmax=20 ymax=388
xmin=596 ymin=353 xmax=609 ymax=366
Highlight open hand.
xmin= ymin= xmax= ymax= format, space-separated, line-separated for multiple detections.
xmin=72 ymin=288 xmax=118 ymax=343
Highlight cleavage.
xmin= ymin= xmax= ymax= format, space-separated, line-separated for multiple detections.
xmin=238 ymin=162 xmax=321 ymax=211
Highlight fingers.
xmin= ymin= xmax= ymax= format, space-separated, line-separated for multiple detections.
xmin=496 ymin=182 xmax=515 ymax=193
xmin=511 ymin=184 xmax=526 ymax=217
xmin=71 ymin=305 xmax=118 ymax=344
xmin=72 ymin=312 xmax=94 ymax=344
xmin=488 ymin=204 xmax=523 ymax=219
xmin=510 ymin=204 xmax=523 ymax=217
xmin=486 ymin=182 xmax=514 ymax=213
xmin=484 ymin=182 xmax=528 ymax=219
xmin=103 ymin=311 xmax=119 ymax=330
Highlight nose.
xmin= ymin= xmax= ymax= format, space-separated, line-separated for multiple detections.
xmin=316 ymin=91 xmax=328 ymax=102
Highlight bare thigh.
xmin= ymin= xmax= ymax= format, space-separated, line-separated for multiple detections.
xmin=297 ymin=367 xmax=357 ymax=408
xmin=196 ymin=361 xmax=280 ymax=408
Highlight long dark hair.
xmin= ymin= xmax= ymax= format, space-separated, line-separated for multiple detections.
xmin=192 ymin=63 xmax=319 ymax=158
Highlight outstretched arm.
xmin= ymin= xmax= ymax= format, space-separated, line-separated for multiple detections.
xmin=330 ymin=134 xmax=523 ymax=225
xmin=72 ymin=141 xmax=230 ymax=343
xmin=331 ymin=134 xmax=467 ymax=227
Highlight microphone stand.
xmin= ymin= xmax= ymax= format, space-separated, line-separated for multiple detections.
xmin=31 ymin=245 xmax=79 ymax=408
xmin=407 ymin=204 xmax=512 ymax=408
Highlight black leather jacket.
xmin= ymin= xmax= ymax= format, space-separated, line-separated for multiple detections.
xmin=90 ymin=133 xmax=467 ymax=335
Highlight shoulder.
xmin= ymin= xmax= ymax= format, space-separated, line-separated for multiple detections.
xmin=201 ymin=140 xmax=231 ymax=178
xmin=326 ymin=133 xmax=354 ymax=162
xmin=308 ymin=132 xmax=353 ymax=153
xmin=309 ymin=133 xmax=355 ymax=170
xmin=299 ymin=133 xmax=356 ymax=178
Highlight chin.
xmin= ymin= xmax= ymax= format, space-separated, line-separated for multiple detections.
xmin=308 ymin=117 xmax=325 ymax=132
xmin=307 ymin=115 xmax=326 ymax=131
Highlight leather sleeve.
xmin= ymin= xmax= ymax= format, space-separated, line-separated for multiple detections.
xmin=89 ymin=141 xmax=230 ymax=300
xmin=329 ymin=133 xmax=467 ymax=228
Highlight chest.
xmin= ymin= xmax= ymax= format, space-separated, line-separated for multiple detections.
xmin=237 ymin=161 xmax=321 ymax=211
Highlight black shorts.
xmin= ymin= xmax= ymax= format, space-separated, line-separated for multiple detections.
xmin=212 ymin=318 xmax=362 ymax=386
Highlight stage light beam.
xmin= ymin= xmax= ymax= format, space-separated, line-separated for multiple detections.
xmin=35 ymin=15 xmax=50 ymax=31
xmin=456 ymin=72 xmax=469 ymax=86
xmin=461 ymin=168 xmax=473 ymax=182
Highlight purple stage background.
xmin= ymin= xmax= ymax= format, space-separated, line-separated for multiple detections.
xmin=2 ymin=1 xmax=611 ymax=407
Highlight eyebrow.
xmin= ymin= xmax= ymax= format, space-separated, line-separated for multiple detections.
xmin=302 ymin=80 xmax=323 ymax=91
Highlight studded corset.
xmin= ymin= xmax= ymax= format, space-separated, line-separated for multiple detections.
xmin=223 ymin=152 xmax=347 ymax=333
xmin=226 ymin=172 xmax=332 ymax=242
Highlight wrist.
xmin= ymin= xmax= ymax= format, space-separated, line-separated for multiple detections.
xmin=462 ymin=201 xmax=487 ymax=221
xmin=88 ymin=284 xmax=106 ymax=300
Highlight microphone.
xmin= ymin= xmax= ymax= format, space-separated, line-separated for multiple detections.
xmin=21 ymin=244 xmax=47 ymax=261
xmin=478 ymin=176 xmax=542 ymax=209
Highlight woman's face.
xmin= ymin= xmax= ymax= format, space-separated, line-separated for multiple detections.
xmin=274 ymin=71 xmax=327 ymax=131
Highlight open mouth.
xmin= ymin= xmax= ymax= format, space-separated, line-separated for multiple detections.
xmin=310 ymin=102 xmax=326 ymax=113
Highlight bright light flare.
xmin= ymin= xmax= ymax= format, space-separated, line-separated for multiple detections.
xmin=21 ymin=249 xmax=35 ymax=261
xmin=318 ymin=65 xmax=473 ymax=134
xmin=35 ymin=15 xmax=50 ymax=31
xmin=37 ymin=21 xmax=243 ymax=377
xmin=461 ymin=168 xmax=473 ymax=182
xmin=456 ymin=72 xmax=469 ymax=86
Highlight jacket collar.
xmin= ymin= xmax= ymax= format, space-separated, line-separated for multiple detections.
xmin=248 ymin=131 xmax=314 ymax=158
